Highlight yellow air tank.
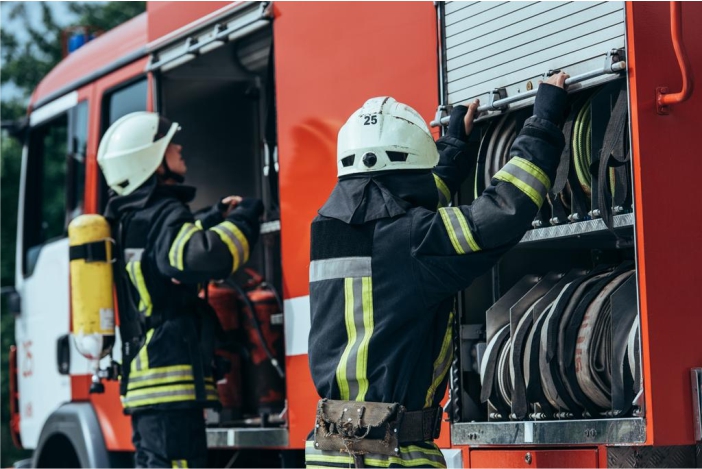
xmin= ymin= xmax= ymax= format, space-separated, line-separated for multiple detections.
xmin=68 ymin=214 xmax=115 ymax=360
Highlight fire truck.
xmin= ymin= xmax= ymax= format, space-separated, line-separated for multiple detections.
xmin=5 ymin=1 xmax=702 ymax=467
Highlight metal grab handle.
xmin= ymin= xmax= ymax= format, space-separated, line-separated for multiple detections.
xmin=657 ymin=1 xmax=695 ymax=115
xmin=431 ymin=60 xmax=627 ymax=127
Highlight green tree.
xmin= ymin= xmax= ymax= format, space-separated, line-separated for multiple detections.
xmin=1 ymin=2 xmax=145 ymax=466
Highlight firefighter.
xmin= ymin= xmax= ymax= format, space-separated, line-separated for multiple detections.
xmin=306 ymin=73 xmax=569 ymax=468
xmin=97 ymin=111 xmax=263 ymax=468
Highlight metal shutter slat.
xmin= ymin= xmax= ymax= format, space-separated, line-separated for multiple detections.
xmin=447 ymin=2 xmax=615 ymax=60
xmin=446 ymin=2 xmax=543 ymax=41
xmin=448 ymin=34 xmax=624 ymax=105
xmin=447 ymin=10 xmax=623 ymax=78
xmin=444 ymin=1 xmax=480 ymax=18
xmin=445 ymin=2 xmax=514 ymax=38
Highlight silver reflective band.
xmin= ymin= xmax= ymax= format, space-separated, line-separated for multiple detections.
xmin=309 ymin=257 xmax=372 ymax=282
xmin=124 ymin=248 xmax=144 ymax=262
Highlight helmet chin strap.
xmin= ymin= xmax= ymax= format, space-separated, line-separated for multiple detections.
xmin=159 ymin=159 xmax=185 ymax=184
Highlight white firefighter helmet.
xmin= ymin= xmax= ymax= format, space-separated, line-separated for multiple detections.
xmin=97 ymin=112 xmax=179 ymax=195
xmin=336 ymin=97 xmax=439 ymax=177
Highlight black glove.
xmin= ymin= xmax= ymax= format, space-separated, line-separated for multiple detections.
xmin=227 ymin=197 xmax=264 ymax=222
xmin=447 ymin=105 xmax=469 ymax=141
xmin=533 ymin=83 xmax=569 ymax=125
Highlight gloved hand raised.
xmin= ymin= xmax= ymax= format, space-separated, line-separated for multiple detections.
xmin=225 ymin=197 xmax=264 ymax=222
xmin=447 ymin=99 xmax=481 ymax=142
xmin=533 ymin=71 xmax=570 ymax=125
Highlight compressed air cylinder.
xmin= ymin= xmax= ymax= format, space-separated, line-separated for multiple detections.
xmin=68 ymin=214 xmax=115 ymax=360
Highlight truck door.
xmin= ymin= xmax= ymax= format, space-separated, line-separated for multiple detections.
xmin=15 ymin=92 xmax=89 ymax=448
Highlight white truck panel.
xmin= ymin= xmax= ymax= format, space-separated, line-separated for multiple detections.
xmin=15 ymin=239 xmax=72 ymax=449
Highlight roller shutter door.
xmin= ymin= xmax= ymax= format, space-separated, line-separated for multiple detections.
xmin=443 ymin=1 xmax=626 ymax=107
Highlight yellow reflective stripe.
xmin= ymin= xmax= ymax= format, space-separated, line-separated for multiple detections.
xmin=438 ymin=208 xmax=464 ymax=254
xmin=509 ymin=156 xmax=551 ymax=191
xmin=494 ymin=171 xmax=543 ymax=207
xmin=305 ymin=440 xmax=445 ymax=467
xmin=336 ymin=278 xmax=356 ymax=400
xmin=131 ymin=329 xmax=154 ymax=373
xmin=211 ymin=221 xmax=250 ymax=273
xmin=122 ymin=383 xmax=197 ymax=408
xmin=401 ymin=445 xmax=444 ymax=457
xmin=129 ymin=364 xmax=192 ymax=378
xmin=449 ymin=207 xmax=480 ymax=253
xmin=195 ymin=220 xmax=203 ymax=229
xmin=305 ymin=454 xmax=354 ymax=464
xmin=356 ymin=276 xmax=374 ymax=401
xmin=493 ymin=157 xmax=551 ymax=208
xmin=364 ymin=456 xmax=446 ymax=468
xmin=127 ymin=372 xmax=195 ymax=391
xmin=168 ymin=223 xmax=200 ymax=271
xmin=433 ymin=174 xmax=451 ymax=208
xmin=425 ymin=311 xmax=454 ymax=408
xmin=171 ymin=460 xmax=188 ymax=468
xmin=211 ymin=227 xmax=239 ymax=271
xmin=126 ymin=261 xmax=152 ymax=317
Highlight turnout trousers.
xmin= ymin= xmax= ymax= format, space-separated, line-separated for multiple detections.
xmin=132 ymin=409 xmax=207 ymax=468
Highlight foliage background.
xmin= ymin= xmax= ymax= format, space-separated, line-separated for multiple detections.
xmin=1 ymin=2 xmax=145 ymax=465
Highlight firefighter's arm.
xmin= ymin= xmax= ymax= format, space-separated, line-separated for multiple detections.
xmin=155 ymin=198 xmax=263 ymax=283
xmin=413 ymin=82 xmax=568 ymax=303
xmin=194 ymin=196 xmax=243 ymax=229
xmin=432 ymin=100 xmax=480 ymax=207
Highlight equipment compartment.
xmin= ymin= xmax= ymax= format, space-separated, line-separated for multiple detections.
xmin=448 ymin=77 xmax=642 ymax=445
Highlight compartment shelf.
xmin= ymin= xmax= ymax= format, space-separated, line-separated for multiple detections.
xmin=451 ymin=417 xmax=645 ymax=446
xmin=206 ymin=427 xmax=288 ymax=448
xmin=518 ymin=213 xmax=634 ymax=248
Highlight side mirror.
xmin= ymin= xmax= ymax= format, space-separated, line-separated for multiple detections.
xmin=1 ymin=287 xmax=21 ymax=316
xmin=0 ymin=117 xmax=29 ymax=144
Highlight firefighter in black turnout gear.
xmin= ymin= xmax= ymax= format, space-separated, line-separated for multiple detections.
xmin=97 ymin=112 xmax=263 ymax=468
xmin=306 ymin=73 xmax=570 ymax=468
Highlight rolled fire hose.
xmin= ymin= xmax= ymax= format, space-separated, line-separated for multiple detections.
xmin=575 ymin=270 xmax=634 ymax=409
xmin=497 ymin=338 xmax=513 ymax=408
xmin=487 ymin=264 xmax=639 ymax=421
xmin=523 ymin=306 xmax=551 ymax=404
xmin=539 ymin=286 xmax=574 ymax=411
xmin=509 ymin=305 xmax=535 ymax=400
xmin=480 ymin=324 xmax=511 ymax=417
xmin=475 ymin=110 xmax=529 ymax=198
xmin=627 ymin=316 xmax=642 ymax=395
xmin=573 ymin=98 xmax=593 ymax=198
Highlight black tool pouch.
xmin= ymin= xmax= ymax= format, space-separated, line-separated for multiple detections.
xmin=314 ymin=399 xmax=404 ymax=457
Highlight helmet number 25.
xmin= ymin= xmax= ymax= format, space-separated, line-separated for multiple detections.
xmin=363 ymin=115 xmax=378 ymax=125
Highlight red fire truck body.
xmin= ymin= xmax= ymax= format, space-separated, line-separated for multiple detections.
xmin=8 ymin=2 xmax=702 ymax=467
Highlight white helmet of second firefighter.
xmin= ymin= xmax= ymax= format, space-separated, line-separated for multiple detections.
xmin=97 ymin=112 xmax=180 ymax=196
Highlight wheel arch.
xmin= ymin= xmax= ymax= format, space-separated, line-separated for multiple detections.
xmin=32 ymin=402 xmax=111 ymax=468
